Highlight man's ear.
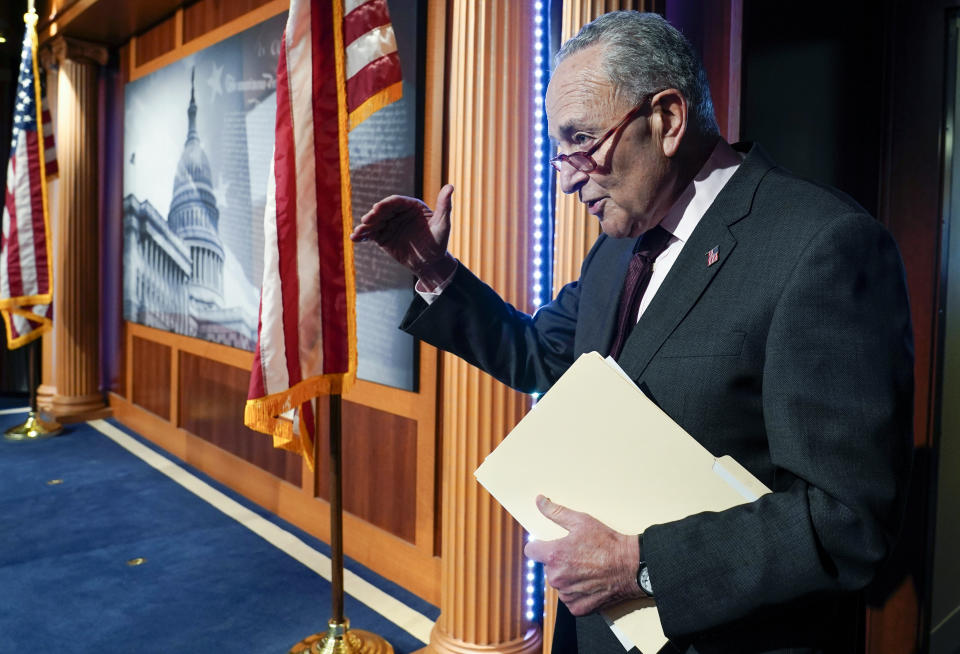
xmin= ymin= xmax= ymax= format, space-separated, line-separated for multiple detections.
xmin=650 ymin=89 xmax=687 ymax=158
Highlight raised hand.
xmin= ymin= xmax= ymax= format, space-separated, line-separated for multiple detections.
xmin=523 ymin=495 xmax=650 ymax=616
xmin=350 ymin=184 xmax=457 ymax=287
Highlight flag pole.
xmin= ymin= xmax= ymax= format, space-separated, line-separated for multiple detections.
xmin=288 ymin=395 xmax=393 ymax=654
xmin=4 ymin=338 xmax=61 ymax=441
xmin=329 ymin=392 xmax=345 ymax=625
xmin=3 ymin=0 xmax=59 ymax=442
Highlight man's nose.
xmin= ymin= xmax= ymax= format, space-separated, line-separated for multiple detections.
xmin=556 ymin=162 xmax=589 ymax=194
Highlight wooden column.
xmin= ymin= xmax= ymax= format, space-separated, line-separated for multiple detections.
xmin=425 ymin=2 xmax=540 ymax=654
xmin=35 ymin=64 xmax=58 ymax=413
xmin=46 ymin=36 xmax=110 ymax=422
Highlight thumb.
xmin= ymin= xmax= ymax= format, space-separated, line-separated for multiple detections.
xmin=536 ymin=494 xmax=578 ymax=529
xmin=435 ymin=184 xmax=454 ymax=222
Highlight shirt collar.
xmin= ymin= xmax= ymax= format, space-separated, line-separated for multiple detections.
xmin=658 ymin=139 xmax=743 ymax=243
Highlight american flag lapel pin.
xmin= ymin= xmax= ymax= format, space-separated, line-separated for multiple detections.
xmin=706 ymin=245 xmax=719 ymax=267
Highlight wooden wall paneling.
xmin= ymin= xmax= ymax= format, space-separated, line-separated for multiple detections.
xmin=109 ymin=391 xmax=442 ymax=604
xmin=131 ymin=336 xmax=171 ymax=419
xmin=313 ymin=399 xmax=418 ymax=544
xmin=173 ymin=7 xmax=183 ymax=50
xmin=125 ymin=323 xmax=133 ymax=401
xmin=178 ymin=350 xmax=302 ymax=486
xmin=36 ymin=0 xmax=185 ymax=46
xmin=134 ymin=12 xmax=177 ymax=67
xmin=169 ymin=342 xmax=178 ymax=427
xmin=182 ymin=0 xmax=277 ymax=44
xmin=342 ymin=364 xmax=439 ymax=552
xmin=127 ymin=322 xmax=252 ymax=369
xmin=128 ymin=0 xmax=287 ymax=82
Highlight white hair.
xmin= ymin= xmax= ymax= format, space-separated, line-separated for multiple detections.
xmin=557 ymin=11 xmax=720 ymax=138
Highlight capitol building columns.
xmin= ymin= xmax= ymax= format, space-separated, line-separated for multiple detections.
xmin=42 ymin=36 xmax=111 ymax=422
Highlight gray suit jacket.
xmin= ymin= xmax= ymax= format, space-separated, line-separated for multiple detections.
xmin=400 ymin=144 xmax=914 ymax=653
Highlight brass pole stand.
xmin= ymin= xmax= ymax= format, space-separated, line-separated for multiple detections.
xmin=288 ymin=394 xmax=393 ymax=654
xmin=5 ymin=337 xmax=61 ymax=441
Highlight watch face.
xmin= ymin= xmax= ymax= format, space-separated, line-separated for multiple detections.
xmin=639 ymin=565 xmax=653 ymax=595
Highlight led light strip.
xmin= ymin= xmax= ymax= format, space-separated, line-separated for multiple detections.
xmin=531 ymin=0 xmax=550 ymax=312
xmin=526 ymin=0 xmax=551 ymax=625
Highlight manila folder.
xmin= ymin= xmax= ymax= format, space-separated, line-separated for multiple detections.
xmin=474 ymin=351 xmax=770 ymax=653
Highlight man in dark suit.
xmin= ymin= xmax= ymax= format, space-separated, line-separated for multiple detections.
xmin=351 ymin=11 xmax=913 ymax=654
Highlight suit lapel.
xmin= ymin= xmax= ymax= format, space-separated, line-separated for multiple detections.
xmin=616 ymin=221 xmax=736 ymax=377
xmin=615 ymin=143 xmax=776 ymax=380
xmin=583 ymin=238 xmax=636 ymax=355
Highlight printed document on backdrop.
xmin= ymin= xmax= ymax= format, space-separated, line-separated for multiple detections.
xmin=474 ymin=351 xmax=771 ymax=653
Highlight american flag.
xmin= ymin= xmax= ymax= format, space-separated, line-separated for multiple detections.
xmin=344 ymin=0 xmax=403 ymax=127
xmin=0 ymin=11 xmax=57 ymax=349
xmin=244 ymin=0 xmax=402 ymax=470
xmin=706 ymin=245 xmax=719 ymax=267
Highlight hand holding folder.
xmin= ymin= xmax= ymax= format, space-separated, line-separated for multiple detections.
xmin=474 ymin=351 xmax=771 ymax=653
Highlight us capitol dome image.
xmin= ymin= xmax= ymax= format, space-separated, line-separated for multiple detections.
xmin=122 ymin=68 xmax=256 ymax=350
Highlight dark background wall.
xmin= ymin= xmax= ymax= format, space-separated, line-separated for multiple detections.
xmin=740 ymin=0 xmax=888 ymax=218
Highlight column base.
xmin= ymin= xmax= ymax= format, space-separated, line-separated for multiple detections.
xmin=51 ymin=392 xmax=112 ymax=423
xmin=36 ymin=384 xmax=56 ymax=412
xmin=416 ymin=625 xmax=541 ymax=654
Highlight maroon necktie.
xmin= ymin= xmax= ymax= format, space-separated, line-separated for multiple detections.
xmin=609 ymin=225 xmax=673 ymax=360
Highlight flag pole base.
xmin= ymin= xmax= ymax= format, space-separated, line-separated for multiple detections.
xmin=4 ymin=411 xmax=62 ymax=441
xmin=289 ymin=619 xmax=394 ymax=654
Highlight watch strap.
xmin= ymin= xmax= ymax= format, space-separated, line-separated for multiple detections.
xmin=636 ymin=533 xmax=653 ymax=596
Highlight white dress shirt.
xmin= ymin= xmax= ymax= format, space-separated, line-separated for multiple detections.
xmin=634 ymin=140 xmax=742 ymax=320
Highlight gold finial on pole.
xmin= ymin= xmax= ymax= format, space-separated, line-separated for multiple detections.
xmin=24 ymin=0 xmax=38 ymax=28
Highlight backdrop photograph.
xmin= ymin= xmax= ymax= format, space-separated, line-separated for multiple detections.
xmin=122 ymin=0 xmax=423 ymax=389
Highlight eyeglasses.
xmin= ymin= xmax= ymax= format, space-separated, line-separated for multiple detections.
xmin=549 ymin=95 xmax=653 ymax=173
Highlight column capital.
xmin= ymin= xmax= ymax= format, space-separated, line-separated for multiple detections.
xmin=41 ymin=36 xmax=108 ymax=69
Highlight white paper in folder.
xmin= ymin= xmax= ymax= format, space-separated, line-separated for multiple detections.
xmin=474 ymin=351 xmax=771 ymax=653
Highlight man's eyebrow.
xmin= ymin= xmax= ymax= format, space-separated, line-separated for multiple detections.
xmin=551 ymin=121 xmax=586 ymax=142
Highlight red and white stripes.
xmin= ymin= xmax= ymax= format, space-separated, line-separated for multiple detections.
xmin=343 ymin=0 xmax=403 ymax=127
xmin=247 ymin=0 xmax=402 ymax=469
xmin=0 ymin=12 xmax=56 ymax=349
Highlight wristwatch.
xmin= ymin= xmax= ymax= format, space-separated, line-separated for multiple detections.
xmin=637 ymin=534 xmax=654 ymax=596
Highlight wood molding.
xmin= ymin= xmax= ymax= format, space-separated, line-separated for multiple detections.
xmin=126 ymin=322 xmax=253 ymax=370
xmin=39 ymin=0 xmax=99 ymax=44
xmin=174 ymin=7 xmax=184 ymax=49
xmin=45 ymin=34 xmax=109 ymax=66
xmin=110 ymin=392 xmax=441 ymax=605
xmin=125 ymin=321 xmax=436 ymax=423
xmin=128 ymin=0 xmax=287 ymax=82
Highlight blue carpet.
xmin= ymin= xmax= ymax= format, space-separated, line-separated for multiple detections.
xmin=0 ymin=406 xmax=438 ymax=653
